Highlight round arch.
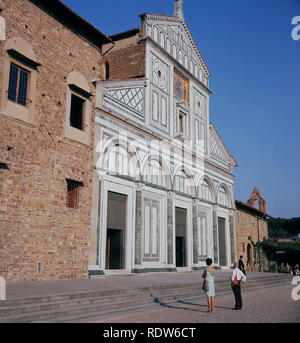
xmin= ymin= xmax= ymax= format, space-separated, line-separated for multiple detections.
xmin=67 ymin=71 xmax=90 ymax=94
xmin=141 ymin=154 xmax=172 ymax=190
xmin=197 ymin=175 xmax=216 ymax=203
xmin=100 ymin=138 xmax=141 ymax=179
xmin=4 ymin=37 xmax=38 ymax=64
xmin=216 ymin=183 xmax=232 ymax=208
xmin=172 ymin=165 xmax=196 ymax=197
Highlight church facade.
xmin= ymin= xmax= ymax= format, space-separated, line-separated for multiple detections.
xmin=88 ymin=1 xmax=238 ymax=276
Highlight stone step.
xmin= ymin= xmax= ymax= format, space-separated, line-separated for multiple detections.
xmin=0 ymin=275 xmax=290 ymax=315
xmin=45 ymin=279 xmax=293 ymax=323
xmin=0 ymin=276 xmax=291 ymax=323
xmin=1 ymin=273 xmax=290 ymax=307
xmin=0 ymin=283 xmax=205 ymax=317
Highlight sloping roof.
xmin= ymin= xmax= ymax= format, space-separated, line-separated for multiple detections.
xmin=110 ymin=28 xmax=141 ymax=41
xmin=235 ymin=200 xmax=272 ymax=218
xmin=210 ymin=123 xmax=238 ymax=166
xmin=30 ymin=0 xmax=112 ymax=46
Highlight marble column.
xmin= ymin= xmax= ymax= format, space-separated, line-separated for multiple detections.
xmin=192 ymin=200 xmax=198 ymax=264
xmin=167 ymin=192 xmax=174 ymax=265
xmin=229 ymin=214 xmax=235 ymax=264
xmin=212 ymin=209 xmax=219 ymax=265
xmin=135 ymin=183 xmax=144 ymax=265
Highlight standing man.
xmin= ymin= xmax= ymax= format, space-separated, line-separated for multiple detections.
xmin=230 ymin=262 xmax=246 ymax=310
xmin=238 ymin=255 xmax=246 ymax=276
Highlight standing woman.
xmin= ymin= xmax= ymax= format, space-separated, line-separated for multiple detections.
xmin=202 ymin=258 xmax=216 ymax=313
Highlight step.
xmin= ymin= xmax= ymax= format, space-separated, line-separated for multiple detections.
xmin=0 ymin=276 xmax=292 ymax=323
xmin=0 ymin=278 xmax=291 ymax=312
xmin=0 ymin=276 xmax=289 ymax=316
xmin=2 ymin=273 xmax=290 ymax=307
xmin=46 ymin=281 xmax=293 ymax=323
xmin=0 ymin=275 xmax=291 ymax=318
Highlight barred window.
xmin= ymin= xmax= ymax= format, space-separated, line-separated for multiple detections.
xmin=8 ymin=63 xmax=30 ymax=106
xmin=66 ymin=179 xmax=83 ymax=209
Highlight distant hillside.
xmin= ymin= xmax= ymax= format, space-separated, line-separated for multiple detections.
xmin=267 ymin=217 xmax=300 ymax=238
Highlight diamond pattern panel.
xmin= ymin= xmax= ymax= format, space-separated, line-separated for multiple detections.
xmin=210 ymin=134 xmax=226 ymax=160
xmin=107 ymin=87 xmax=144 ymax=114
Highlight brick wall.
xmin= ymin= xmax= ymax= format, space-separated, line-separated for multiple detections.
xmin=0 ymin=0 xmax=104 ymax=282
xmin=104 ymin=43 xmax=146 ymax=81
xmin=235 ymin=209 xmax=268 ymax=271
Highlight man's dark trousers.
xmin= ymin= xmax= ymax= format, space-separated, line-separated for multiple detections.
xmin=232 ymin=283 xmax=243 ymax=310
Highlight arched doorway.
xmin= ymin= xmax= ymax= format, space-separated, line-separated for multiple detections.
xmin=247 ymin=243 xmax=253 ymax=270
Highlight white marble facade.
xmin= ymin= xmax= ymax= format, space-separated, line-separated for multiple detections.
xmin=89 ymin=6 xmax=237 ymax=275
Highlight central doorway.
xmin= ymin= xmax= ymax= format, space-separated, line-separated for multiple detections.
xmin=218 ymin=217 xmax=227 ymax=267
xmin=175 ymin=207 xmax=187 ymax=267
xmin=106 ymin=191 xmax=127 ymax=270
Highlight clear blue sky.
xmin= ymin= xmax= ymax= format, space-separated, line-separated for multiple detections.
xmin=62 ymin=0 xmax=300 ymax=219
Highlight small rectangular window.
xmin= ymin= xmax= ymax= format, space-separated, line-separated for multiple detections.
xmin=70 ymin=94 xmax=85 ymax=131
xmin=66 ymin=179 xmax=83 ymax=209
xmin=179 ymin=113 xmax=184 ymax=134
xmin=8 ymin=63 xmax=29 ymax=106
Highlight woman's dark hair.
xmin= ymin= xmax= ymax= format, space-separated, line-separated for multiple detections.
xmin=206 ymin=258 xmax=213 ymax=266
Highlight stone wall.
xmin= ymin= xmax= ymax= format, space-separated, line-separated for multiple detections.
xmin=104 ymin=43 xmax=146 ymax=81
xmin=235 ymin=209 xmax=268 ymax=271
xmin=0 ymin=0 xmax=104 ymax=282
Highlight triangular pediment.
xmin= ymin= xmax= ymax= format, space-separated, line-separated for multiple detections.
xmin=140 ymin=13 xmax=210 ymax=80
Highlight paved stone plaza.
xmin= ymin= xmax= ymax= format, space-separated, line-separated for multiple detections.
xmin=100 ymin=283 xmax=299 ymax=323
xmin=1 ymin=271 xmax=298 ymax=323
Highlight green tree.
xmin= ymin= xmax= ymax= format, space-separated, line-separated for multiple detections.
xmin=267 ymin=217 xmax=300 ymax=238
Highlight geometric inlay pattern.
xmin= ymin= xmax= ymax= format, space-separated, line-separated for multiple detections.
xmin=107 ymin=87 xmax=144 ymax=115
xmin=210 ymin=134 xmax=227 ymax=161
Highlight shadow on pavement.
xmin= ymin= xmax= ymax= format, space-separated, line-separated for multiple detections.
xmin=151 ymin=295 xmax=232 ymax=313
xmin=176 ymin=299 xmax=232 ymax=311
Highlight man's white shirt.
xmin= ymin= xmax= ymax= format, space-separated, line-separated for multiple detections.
xmin=230 ymin=268 xmax=246 ymax=282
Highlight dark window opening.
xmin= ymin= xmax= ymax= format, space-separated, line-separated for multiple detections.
xmin=0 ymin=163 xmax=9 ymax=170
xmin=8 ymin=63 xmax=29 ymax=106
xmin=66 ymin=179 xmax=83 ymax=209
xmin=70 ymin=94 xmax=85 ymax=130
xmin=105 ymin=62 xmax=110 ymax=80
xmin=179 ymin=113 xmax=184 ymax=134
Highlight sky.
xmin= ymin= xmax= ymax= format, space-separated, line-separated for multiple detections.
xmin=62 ymin=0 xmax=300 ymax=219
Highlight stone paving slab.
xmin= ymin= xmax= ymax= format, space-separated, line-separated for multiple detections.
xmin=4 ymin=271 xmax=289 ymax=300
xmin=100 ymin=283 xmax=300 ymax=323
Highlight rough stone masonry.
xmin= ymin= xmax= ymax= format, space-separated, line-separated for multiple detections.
xmin=0 ymin=0 xmax=111 ymax=282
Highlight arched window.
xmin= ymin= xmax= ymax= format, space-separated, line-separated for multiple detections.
xmin=104 ymin=144 xmax=135 ymax=177
xmin=105 ymin=62 xmax=110 ymax=80
xmin=160 ymin=32 xmax=165 ymax=48
xmin=174 ymin=170 xmax=193 ymax=196
xmin=218 ymin=186 xmax=229 ymax=207
xmin=144 ymin=159 xmax=167 ymax=188
xmin=153 ymin=26 xmax=158 ymax=42
xmin=199 ymin=179 xmax=212 ymax=202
